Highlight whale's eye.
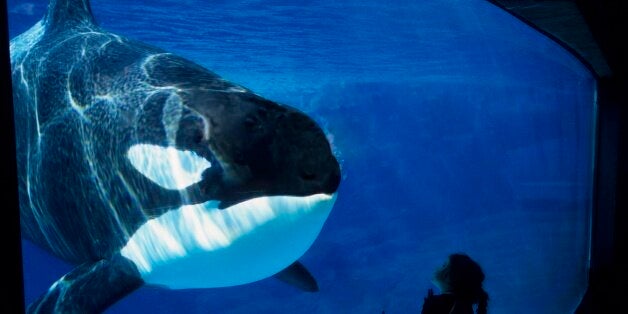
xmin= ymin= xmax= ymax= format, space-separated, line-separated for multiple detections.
xmin=176 ymin=114 xmax=207 ymax=147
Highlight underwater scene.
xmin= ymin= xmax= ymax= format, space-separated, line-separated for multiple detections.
xmin=8 ymin=0 xmax=596 ymax=313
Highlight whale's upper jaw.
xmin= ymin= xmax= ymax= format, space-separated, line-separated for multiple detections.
xmin=174 ymin=105 xmax=341 ymax=207
xmin=196 ymin=102 xmax=342 ymax=208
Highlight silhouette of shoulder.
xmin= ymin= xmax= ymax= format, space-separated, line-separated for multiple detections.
xmin=421 ymin=293 xmax=455 ymax=314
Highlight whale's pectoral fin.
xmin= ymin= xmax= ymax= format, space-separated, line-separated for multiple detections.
xmin=27 ymin=254 xmax=144 ymax=314
xmin=273 ymin=261 xmax=319 ymax=292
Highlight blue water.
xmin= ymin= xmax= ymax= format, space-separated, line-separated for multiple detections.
xmin=8 ymin=0 xmax=596 ymax=313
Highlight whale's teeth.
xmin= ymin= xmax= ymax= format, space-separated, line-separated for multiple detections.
xmin=126 ymin=144 xmax=211 ymax=190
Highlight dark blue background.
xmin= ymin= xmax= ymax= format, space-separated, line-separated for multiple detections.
xmin=8 ymin=0 xmax=596 ymax=312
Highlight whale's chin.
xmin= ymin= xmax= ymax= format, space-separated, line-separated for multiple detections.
xmin=120 ymin=193 xmax=337 ymax=289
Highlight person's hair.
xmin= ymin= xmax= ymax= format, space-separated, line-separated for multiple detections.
xmin=434 ymin=253 xmax=489 ymax=314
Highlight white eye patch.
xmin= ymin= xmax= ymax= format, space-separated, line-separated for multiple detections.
xmin=127 ymin=144 xmax=211 ymax=190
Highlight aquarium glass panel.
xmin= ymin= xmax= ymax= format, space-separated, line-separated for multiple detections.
xmin=8 ymin=0 xmax=596 ymax=313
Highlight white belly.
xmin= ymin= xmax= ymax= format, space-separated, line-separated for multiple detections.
xmin=120 ymin=193 xmax=336 ymax=289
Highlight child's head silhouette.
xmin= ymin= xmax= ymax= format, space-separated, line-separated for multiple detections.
xmin=426 ymin=253 xmax=489 ymax=314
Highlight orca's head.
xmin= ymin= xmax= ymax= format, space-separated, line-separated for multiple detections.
xmin=127 ymin=85 xmax=340 ymax=208
xmin=122 ymin=59 xmax=341 ymax=289
xmin=177 ymin=90 xmax=341 ymax=208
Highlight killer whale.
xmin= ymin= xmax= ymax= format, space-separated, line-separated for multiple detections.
xmin=10 ymin=0 xmax=340 ymax=312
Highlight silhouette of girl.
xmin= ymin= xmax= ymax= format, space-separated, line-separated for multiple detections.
xmin=421 ymin=253 xmax=489 ymax=314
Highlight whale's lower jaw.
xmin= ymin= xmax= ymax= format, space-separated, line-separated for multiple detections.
xmin=120 ymin=193 xmax=336 ymax=289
